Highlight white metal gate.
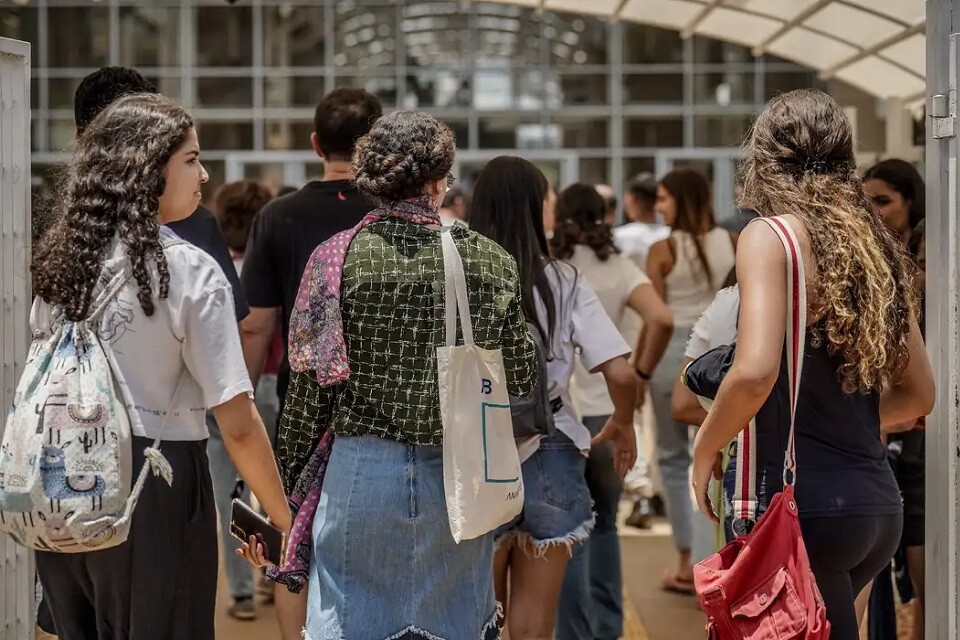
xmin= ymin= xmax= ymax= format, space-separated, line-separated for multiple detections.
xmin=0 ymin=35 xmax=33 ymax=640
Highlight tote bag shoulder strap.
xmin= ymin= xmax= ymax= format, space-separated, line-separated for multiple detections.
xmin=441 ymin=227 xmax=475 ymax=347
xmin=732 ymin=216 xmax=807 ymax=531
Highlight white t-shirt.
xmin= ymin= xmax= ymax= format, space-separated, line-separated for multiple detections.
xmin=684 ymin=286 xmax=740 ymax=360
xmin=565 ymin=246 xmax=650 ymax=418
xmin=665 ymin=228 xmax=736 ymax=327
xmin=613 ymin=221 xmax=671 ymax=272
xmin=30 ymin=228 xmax=253 ymax=441
xmin=531 ymin=262 xmax=631 ymax=454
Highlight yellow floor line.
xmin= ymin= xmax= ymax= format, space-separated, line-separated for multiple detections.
xmin=622 ymin=585 xmax=650 ymax=640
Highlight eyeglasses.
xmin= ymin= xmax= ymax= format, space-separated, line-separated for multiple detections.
xmin=446 ymin=173 xmax=456 ymax=193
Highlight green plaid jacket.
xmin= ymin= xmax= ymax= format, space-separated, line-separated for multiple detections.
xmin=276 ymin=218 xmax=537 ymax=490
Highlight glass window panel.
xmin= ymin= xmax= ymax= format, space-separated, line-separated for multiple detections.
xmin=50 ymin=118 xmax=77 ymax=152
xmin=694 ymin=115 xmax=754 ymax=147
xmin=473 ymin=2 xmax=541 ymax=67
xmin=474 ymin=69 xmax=545 ymax=111
xmin=334 ymin=2 xmax=398 ymax=68
xmin=478 ymin=115 xmax=541 ymax=149
xmin=334 ymin=75 xmax=398 ymax=108
xmin=441 ymin=120 xmax=469 ymax=149
xmin=693 ymin=36 xmax=752 ymax=64
xmin=624 ymin=157 xmax=656 ymax=181
xmin=197 ymin=6 xmax=253 ymax=66
xmin=550 ymin=74 xmax=608 ymax=106
xmin=578 ymin=158 xmax=610 ymax=187
xmin=196 ymin=78 xmax=253 ymax=108
xmin=49 ymin=77 xmax=81 ymax=110
xmin=142 ymin=77 xmax=181 ymax=101
xmin=31 ymin=120 xmax=44 ymax=153
xmin=119 ymin=7 xmax=179 ymax=67
xmin=31 ymin=78 xmax=38 ymax=111
xmin=242 ymin=162 xmax=287 ymax=191
xmin=403 ymin=71 xmax=473 ymax=109
xmin=264 ymin=6 xmax=326 ymax=67
xmin=48 ymin=8 xmax=109 ymax=68
xmin=265 ymin=77 xmax=326 ymax=108
xmin=200 ymin=160 xmax=225 ymax=201
xmin=624 ymin=74 xmax=684 ymax=103
xmin=401 ymin=1 xmax=471 ymax=69
xmin=265 ymin=120 xmax=315 ymax=151
xmin=557 ymin=117 xmax=608 ymax=149
xmin=545 ymin=11 xmax=608 ymax=67
xmin=693 ymin=72 xmax=756 ymax=105
xmin=0 ymin=7 xmax=38 ymax=46
xmin=623 ymin=23 xmax=683 ymax=64
xmin=625 ymin=118 xmax=684 ymax=148
xmin=764 ymin=71 xmax=821 ymax=100
xmin=197 ymin=122 xmax=254 ymax=150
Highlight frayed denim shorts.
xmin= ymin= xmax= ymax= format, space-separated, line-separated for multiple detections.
xmin=305 ymin=435 xmax=500 ymax=640
xmin=496 ymin=430 xmax=594 ymax=554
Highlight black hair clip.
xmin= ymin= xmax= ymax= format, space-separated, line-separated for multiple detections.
xmin=803 ymin=158 xmax=829 ymax=175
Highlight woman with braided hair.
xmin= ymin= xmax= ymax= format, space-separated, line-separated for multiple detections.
xmin=276 ymin=111 xmax=538 ymax=639
xmin=691 ymin=89 xmax=934 ymax=639
xmin=30 ymin=93 xmax=289 ymax=639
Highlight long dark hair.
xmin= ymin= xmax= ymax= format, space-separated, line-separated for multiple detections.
xmin=551 ymin=182 xmax=619 ymax=261
xmin=660 ymin=168 xmax=717 ymax=286
xmin=32 ymin=93 xmax=193 ymax=321
xmin=863 ymin=158 xmax=926 ymax=235
xmin=469 ymin=156 xmax=557 ymax=347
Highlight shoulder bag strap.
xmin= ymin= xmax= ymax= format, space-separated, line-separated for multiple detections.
xmin=732 ymin=217 xmax=807 ymax=531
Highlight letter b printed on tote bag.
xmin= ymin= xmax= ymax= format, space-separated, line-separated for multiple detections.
xmin=437 ymin=228 xmax=523 ymax=543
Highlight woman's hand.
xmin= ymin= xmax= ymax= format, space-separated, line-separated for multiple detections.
xmin=692 ymin=429 xmax=722 ymax=524
xmin=236 ymin=535 xmax=274 ymax=569
xmin=592 ymin=415 xmax=637 ymax=478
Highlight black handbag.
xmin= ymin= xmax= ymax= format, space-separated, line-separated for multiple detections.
xmin=510 ymin=322 xmax=557 ymax=439
xmin=682 ymin=342 xmax=736 ymax=402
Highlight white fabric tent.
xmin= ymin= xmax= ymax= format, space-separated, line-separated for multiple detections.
xmin=486 ymin=0 xmax=926 ymax=104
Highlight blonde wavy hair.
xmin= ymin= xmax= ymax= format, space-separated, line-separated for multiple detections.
xmin=740 ymin=89 xmax=918 ymax=394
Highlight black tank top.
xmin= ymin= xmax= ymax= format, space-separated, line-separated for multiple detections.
xmin=754 ymin=323 xmax=902 ymax=517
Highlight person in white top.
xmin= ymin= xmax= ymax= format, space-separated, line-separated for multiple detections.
xmin=644 ymin=168 xmax=736 ymax=595
xmin=551 ymin=184 xmax=674 ymax=640
xmin=671 ymin=285 xmax=740 ymax=567
xmin=470 ymin=157 xmax=638 ymax=640
xmin=613 ymin=173 xmax=672 ymax=271
xmin=28 ymin=94 xmax=290 ymax=639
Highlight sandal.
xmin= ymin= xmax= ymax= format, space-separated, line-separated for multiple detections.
xmin=661 ymin=570 xmax=696 ymax=595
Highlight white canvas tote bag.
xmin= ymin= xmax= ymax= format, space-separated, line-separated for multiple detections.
xmin=437 ymin=227 xmax=524 ymax=543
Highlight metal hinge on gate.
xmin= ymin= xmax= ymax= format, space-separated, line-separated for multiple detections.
xmin=931 ymin=93 xmax=955 ymax=139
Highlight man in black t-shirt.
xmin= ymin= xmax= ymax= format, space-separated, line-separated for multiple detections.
xmin=240 ymin=88 xmax=381 ymax=409
xmin=238 ymin=87 xmax=380 ymax=640
xmin=72 ymin=67 xmax=249 ymax=322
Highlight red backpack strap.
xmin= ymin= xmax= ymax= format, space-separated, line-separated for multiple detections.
xmin=758 ymin=216 xmax=807 ymax=486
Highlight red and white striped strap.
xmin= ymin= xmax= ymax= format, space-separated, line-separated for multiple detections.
xmin=732 ymin=216 xmax=807 ymax=529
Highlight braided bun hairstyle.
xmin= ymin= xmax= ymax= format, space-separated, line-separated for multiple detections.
xmin=551 ymin=182 xmax=619 ymax=262
xmin=33 ymin=93 xmax=192 ymax=321
xmin=352 ymin=110 xmax=455 ymax=204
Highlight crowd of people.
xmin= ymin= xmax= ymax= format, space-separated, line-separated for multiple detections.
xmin=10 ymin=64 xmax=935 ymax=640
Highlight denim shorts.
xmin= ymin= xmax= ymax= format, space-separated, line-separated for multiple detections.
xmin=496 ymin=430 xmax=594 ymax=553
xmin=305 ymin=435 xmax=500 ymax=640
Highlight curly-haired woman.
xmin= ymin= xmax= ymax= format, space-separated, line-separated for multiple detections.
xmin=30 ymin=94 xmax=290 ymax=639
xmin=277 ymin=111 xmax=538 ymax=639
xmin=551 ymin=183 xmax=673 ymax=640
xmin=691 ymin=89 xmax=934 ymax=639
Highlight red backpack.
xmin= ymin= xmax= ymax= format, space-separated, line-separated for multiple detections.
xmin=694 ymin=217 xmax=830 ymax=639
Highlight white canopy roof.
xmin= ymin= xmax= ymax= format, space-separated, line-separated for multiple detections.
xmin=486 ymin=0 xmax=926 ymax=103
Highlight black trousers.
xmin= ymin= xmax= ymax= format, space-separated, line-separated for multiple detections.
xmin=36 ymin=437 xmax=218 ymax=640
xmin=801 ymin=512 xmax=903 ymax=640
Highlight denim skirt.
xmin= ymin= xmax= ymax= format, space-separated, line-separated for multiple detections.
xmin=305 ymin=435 xmax=500 ymax=640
